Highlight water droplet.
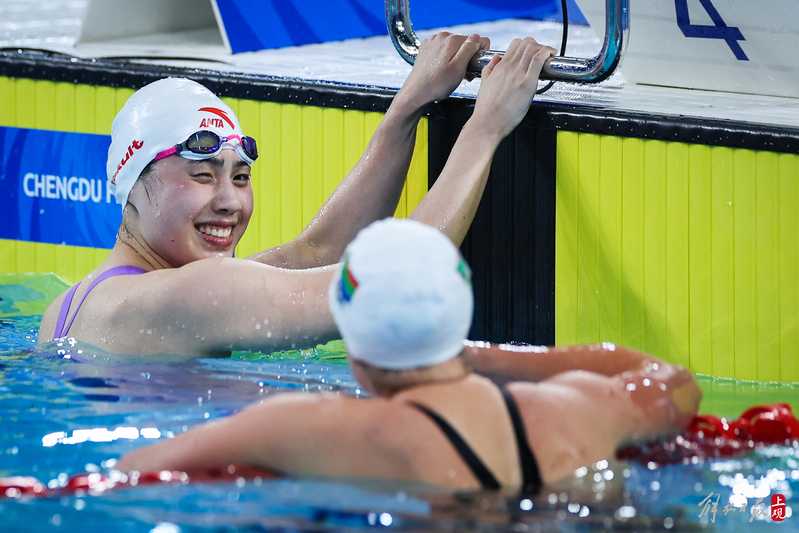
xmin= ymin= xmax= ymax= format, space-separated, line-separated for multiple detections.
xmin=520 ymin=498 xmax=533 ymax=511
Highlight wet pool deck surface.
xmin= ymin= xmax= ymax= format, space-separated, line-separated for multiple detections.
xmin=1 ymin=0 xmax=798 ymax=131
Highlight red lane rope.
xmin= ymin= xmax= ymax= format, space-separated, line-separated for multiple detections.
xmin=1 ymin=465 xmax=276 ymax=499
xmin=618 ymin=403 xmax=799 ymax=465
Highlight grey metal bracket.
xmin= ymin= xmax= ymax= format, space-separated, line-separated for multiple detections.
xmin=385 ymin=0 xmax=628 ymax=83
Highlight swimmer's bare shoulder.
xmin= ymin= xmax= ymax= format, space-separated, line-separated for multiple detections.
xmin=466 ymin=343 xmax=701 ymax=483
xmin=504 ymin=373 xmax=638 ymax=483
xmin=39 ymin=257 xmax=340 ymax=356
xmin=38 ymin=289 xmax=68 ymax=344
xmin=37 ymin=266 xmax=171 ymax=351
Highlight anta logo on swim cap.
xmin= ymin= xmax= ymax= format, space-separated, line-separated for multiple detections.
xmin=337 ymin=259 xmax=359 ymax=304
xmin=112 ymin=139 xmax=144 ymax=183
xmin=197 ymin=106 xmax=235 ymax=130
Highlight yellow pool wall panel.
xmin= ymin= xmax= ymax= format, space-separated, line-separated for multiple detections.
xmin=555 ymin=131 xmax=799 ymax=383
xmin=0 ymin=76 xmax=429 ymax=282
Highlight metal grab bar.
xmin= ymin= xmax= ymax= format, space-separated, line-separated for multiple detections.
xmin=385 ymin=0 xmax=628 ymax=83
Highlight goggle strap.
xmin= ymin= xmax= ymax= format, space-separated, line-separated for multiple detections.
xmin=152 ymin=146 xmax=179 ymax=162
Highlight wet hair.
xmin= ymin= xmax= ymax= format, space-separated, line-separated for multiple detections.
xmin=118 ymin=158 xmax=162 ymax=250
xmin=120 ymin=160 xmax=160 ymax=219
xmin=140 ymin=159 xmax=157 ymax=179
xmin=136 ymin=159 xmax=160 ymax=204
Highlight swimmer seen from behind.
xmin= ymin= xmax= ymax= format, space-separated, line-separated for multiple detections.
xmin=119 ymin=219 xmax=702 ymax=493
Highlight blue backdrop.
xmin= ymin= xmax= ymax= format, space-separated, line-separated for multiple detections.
xmin=215 ymin=0 xmax=586 ymax=53
xmin=0 ymin=127 xmax=119 ymax=249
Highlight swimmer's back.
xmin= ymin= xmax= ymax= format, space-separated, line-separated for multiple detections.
xmin=504 ymin=364 xmax=701 ymax=485
xmin=118 ymin=370 xmax=655 ymax=492
xmin=501 ymin=373 xmax=635 ymax=484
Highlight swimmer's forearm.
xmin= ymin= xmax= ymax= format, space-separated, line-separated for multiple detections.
xmin=464 ymin=342 xmax=655 ymax=381
xmin=118 ymin=429 xmax=216 ymax=473
xmin=409 ymin=119 xmax=501 ymax=246
xmin=118 ymin=415 xmax=253 ymax=473
xmin=255 ymin=96 xmax=425 ymax=269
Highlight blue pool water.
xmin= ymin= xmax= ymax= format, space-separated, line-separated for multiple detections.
xmin=1 ymin=292 xmax=798 ymax=531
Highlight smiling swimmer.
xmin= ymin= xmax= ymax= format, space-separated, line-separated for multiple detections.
xmin=38 ymin=35 xmax=557 ymax=356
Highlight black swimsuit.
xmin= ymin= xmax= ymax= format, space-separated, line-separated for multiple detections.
xmin=410 ymin=386 xmax=542 ymax=495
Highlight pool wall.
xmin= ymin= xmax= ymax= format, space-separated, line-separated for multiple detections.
xmin=428 ymin=98 xmax=799 ymax=384
xmin=1 ymin=52 xmax=798 ymax=382
xmin=555 ymin=133 xmax=799 ymax=383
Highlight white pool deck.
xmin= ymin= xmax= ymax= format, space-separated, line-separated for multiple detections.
xmin=1 ymin=0 xmax=798 ymax=131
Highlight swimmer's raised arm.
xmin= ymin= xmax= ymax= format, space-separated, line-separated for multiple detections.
xmin=110 ymin=258 xmax=339 ymax=355
xmin=250 ymin=33 xmax=490 ymax=269
xmin=410 ymin=38 xmax=555 ymax=245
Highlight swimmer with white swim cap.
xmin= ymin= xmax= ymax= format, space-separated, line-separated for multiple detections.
xmin=38 ymin=34 xmax=559 ymax=356
xmin=119 ymin=219 xmax=702 ymax=492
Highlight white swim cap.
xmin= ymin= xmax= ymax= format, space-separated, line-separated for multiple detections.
xmin=107 ymin=78 xmax=245 ymax=207
xmin=329 ymin=219 xmax=473 ymax=370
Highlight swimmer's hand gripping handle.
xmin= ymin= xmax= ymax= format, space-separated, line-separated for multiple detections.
xmin=386 ymin=0 xmax=629 ymax=83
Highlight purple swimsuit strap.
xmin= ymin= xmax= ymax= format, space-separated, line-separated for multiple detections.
xmin=52 ymin=283 xmax=80 ymax=340
xmin=52 ymin=265 xmax=147 ymax=340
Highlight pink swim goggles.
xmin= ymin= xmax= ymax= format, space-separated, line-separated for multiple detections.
xmin=153 ymin=130 xmax=259 ymax=165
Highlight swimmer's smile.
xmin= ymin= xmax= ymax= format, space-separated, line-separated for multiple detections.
xmin=195 ymin=222 xmax=236 ymax=248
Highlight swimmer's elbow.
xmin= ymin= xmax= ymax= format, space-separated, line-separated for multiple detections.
xmin=622 ymin=364 xmax=702 ymax=440
xmin=290 ymin=234 xmax=334 ymax=269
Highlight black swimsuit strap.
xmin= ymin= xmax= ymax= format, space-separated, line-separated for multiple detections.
xmin=501 ymin=388 xmax=543 ymax=495
xmin=409 ymin=402 xmax=501 ymax=490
